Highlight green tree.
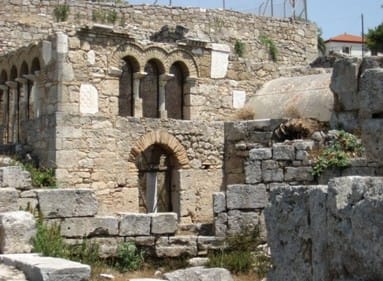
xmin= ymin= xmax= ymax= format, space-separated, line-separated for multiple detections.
xmin=317 ymin=28 xmax=326 ymax=55
xmin=366 ymin=22 xmax=383 ymax=53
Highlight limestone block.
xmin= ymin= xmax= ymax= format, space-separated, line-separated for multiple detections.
xmin=60 ymin=216 xmax=118 ymax=238
xmin=119 ymin=213 xmax=151 ymax=236
xmin=285 ymin=167 xmax=313 ymax=182
xmin=80 ymin=84 xmax=98 ymax=114
xmin=87 ymin=50 xmax=96 ymax=65
xmin=188 ymin=257 xmax=209 ymax=267
xmin=359 ymin=68 xmax=383 ymax=117
xmin=294 ymin=140 xmax=315 ymax=151
xmin=272 ymin=144 xmax=295 ymax=160
xmin=164 ymin=267 xmax=234 ymax=281
xmin=91 ymin=237 xmax=124 ymax=258
xmin=197 ymin=236 xmax=225 ymax=251
xmin=214 ymin=213 xmax=227 ymax=237
xmin=0 ymin=253 xmax=91 ymax=281
xmin=232 ymin=90 xmax=246 ymax=109
xmin=151 ymin=213 xmax=178 ymax=235
xmin=155 ymin=236 xmax=197 ymax=257
xmin=249 ymin=148 xmax=272 ymax=160
xmin=0 ymin=263 xmax=27 ymax=281
xmin=227 ymin=210 xmax=259 ymax=235
xmin=56 ymin=32 xmax=68 ymax=54
xmin=244 ymin=161 xmax=261 ymax=184
xmin=226 ymin=184 xmax=267 ymax=209
xmin=36 ymin=189 xmax=98 ymax=218
xmin=0 ymin=166 xmax=32 ymax=190
xmin=213 ymin=192 xmax=226 ymax=214
xmin=130 ymin=236 xmax=156 ymax=247
xmin=0 ymin=188 xmax=18 ymax=212
xmin=262 ymin=168 xmax=284 ymax=183
xmin=17 ymin=198 xmax=38 ymax=211
xmin=0 ymin=211 xmax=36 ymax=254
xmin=42 ymin=40 xmax=52 ymax=65
xmin=362 ymin=120 xmax=383 ymax=163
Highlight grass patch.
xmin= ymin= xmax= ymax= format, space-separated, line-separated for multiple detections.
xmin=22 ymin=162 xmax=56 ymax=188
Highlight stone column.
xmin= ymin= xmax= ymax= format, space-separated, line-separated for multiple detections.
xmin=23 ymin=74 xmax=36 ymax=120
xmin=133 ymin=72 xmax=147 ymax=118
xmin=159 ymin=73 xmax=174 ymax=119
xmin=0 ymin=84 xmax=8 ymax=144
xmin=183 ymin=76 xmax=197 ymax=120
xmin=5 ymin=81 xmax=18 ymax=143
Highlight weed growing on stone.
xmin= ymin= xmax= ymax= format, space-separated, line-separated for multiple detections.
xmin=53 ymin=4 xmax=70 ymax=22
xmin=33 ymin=220 xmax=68 ymax=258
xmin=22 ymin=163 xmax=56 ymax=188
xmin=259 ymin=35 xmax=278 ymax=62
xmin=115 ymin=242 xmax=145 ymax=272
xmin=207 ymin=227 xmax=271 ymax=277
xmin=312 ymin=130 xmax=364 ymax=176
xmin=234 ymin=39 xmax=246 ymax=57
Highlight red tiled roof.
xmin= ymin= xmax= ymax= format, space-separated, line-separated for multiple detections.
xmin=325 ymin=33 xmax=364 ymax=44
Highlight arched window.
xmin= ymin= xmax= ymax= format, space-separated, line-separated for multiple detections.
xmin=165 ymin=61 xmax=189 ymax=119
xmin=119 ymin=56 xmax=139 ymax=117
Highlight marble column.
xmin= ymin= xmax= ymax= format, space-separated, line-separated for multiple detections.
xmin=159 ymin=73 xmax=174 ymax=119
xmin=133 ymin=71 xmax=147 ymax=118
xmin=5 ymin=81 xmax=18 ymax=143
xmin=0 ymin=84 xmax=8 ymax=144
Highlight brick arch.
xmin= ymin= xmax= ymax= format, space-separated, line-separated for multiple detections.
xmin=168 ymin=49 xmax=199 ymax=77
xmin=129 ymin=130 xmax=189 ymax=168
xmin=109 ymin=43 xmax=146 ymax=72
xmin=143 ymin=46 xmax=169 ymax=74
xmin=26 ymin=45 xmax=42 ymax=71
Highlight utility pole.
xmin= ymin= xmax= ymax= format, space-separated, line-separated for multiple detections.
xmin=169 ymin=0 xmax=172 ymax=5
xmin=304 ymin=0 xmax=308 ymax=21
xmin=361 ymin=13 xmax=365 ymax=58
xmin=271 ymin=0 xmax=274 ymax=17
xmin=223 ymin=0 xmax=225 ymax=9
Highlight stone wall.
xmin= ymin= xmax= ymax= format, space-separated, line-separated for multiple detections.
xmin=330 ymin=57 xmax=383 ymax=164
xmin=265 ymin=176 xmax=383 ymax=281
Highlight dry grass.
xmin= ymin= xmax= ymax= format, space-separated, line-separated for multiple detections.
xmin=233 ymin=105 xmax=255 ymax=120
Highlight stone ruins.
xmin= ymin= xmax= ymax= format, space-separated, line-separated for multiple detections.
xmin=0 ymin=1 xmax=383 ymax=281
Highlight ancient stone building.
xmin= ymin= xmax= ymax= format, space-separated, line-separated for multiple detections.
xmin=0 ymin=0 xmax=318 ymax=223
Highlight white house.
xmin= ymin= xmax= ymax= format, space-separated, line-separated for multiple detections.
xmin=325 ymin=33 xmax=370 ymax=57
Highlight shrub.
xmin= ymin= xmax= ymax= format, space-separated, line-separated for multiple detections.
xmin=260 ymin=35 xmax=278 ymax=61
xmin=312 ymin=130 xmax=364 ymax=176
xmin=22 ymin=163 xmax=56 ymax=188
xmin=53 ymin=4 xmax=70 ymax=22
xmin=234 ymin=39 xmax=245 ymax=57
xmin=115 ymin=242 xmax=144 ymax=272
xmin=33 ymin=220 xmax=68 ymax=257
xmin=208 ymin=227 xmax=271 ymax=276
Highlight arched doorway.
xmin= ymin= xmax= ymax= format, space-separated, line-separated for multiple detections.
xmin=136 ymin=144 xmax=178 ymax=213
xmin=165 ymin=61 xmax=188 ymax=119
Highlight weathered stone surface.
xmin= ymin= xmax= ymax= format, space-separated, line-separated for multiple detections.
xmin=284 ymin=167 xmax=313 ymax=182
xmin=244 ymin=160 xmax=262 ymax=184
xmin=214 ymin=213 xmax=227 ymax=237
xmin=213 ymin=192 xmax=226 ymax=214
xmin=0 ymin=263 xmax=27 ymax=281
xmin=156 ymin=236 xmax=197 ymax=257
xmin=272 ymin=144 xmax=295 ymax=160
xmin=188 ymin=257 xmax=209 ymax=267
xmin=0 ymin=166 xmax=32 ymax=190
xmin=151 ymin=213 xmax=177 ymax=235
xmin=226 ymin=184 xmax=267 ymax=209
xmin=0 ymin=188 xmax=18 ymax=212
xmin=119 ymin=213 xmax=151 ymax=236
xmin=164 ymin=267 xmax=233 ymax=281
xmin=0 ymin=253 xmax=90 ymax=281
xmin=227 ymin=210 xmax=259 ymax=235
xmin=249 ymin=148 xmax=272 ymax=160
xmin=36 ymin=189 xmax=98 ymax=218
xmin=197 ymin=236 xmax=225 ymax=251
xmin=0 ymin=211 xmax=36 ymax=254
xmin=60 ymin=216 xmax=118 ymax=238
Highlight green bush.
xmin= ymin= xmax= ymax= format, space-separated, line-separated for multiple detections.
xmin=33 ymin=220 xmax=68 ymax=257
xmin=207 ymin=227 xmax=271 ymax=276
xmin=234 ymin=39 xmax=245 ymax=57
xmin=92 ymin=8 xmax=118 ymax=24
xmin=53 ymin=4 xmax=70 ymax=22
xmin=115 ymin=242 xmax=144 ymax=272
xmin=22 ymin=163 xmax=56 ymax=188
xmin=312 ymin=130 xmax=364 ymax=176
xmin=260 ymin=35 xmax=278 ymax=61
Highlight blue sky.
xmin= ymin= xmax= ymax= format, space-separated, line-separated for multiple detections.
xmin=127 ymin=0 xmax=382 ymax=39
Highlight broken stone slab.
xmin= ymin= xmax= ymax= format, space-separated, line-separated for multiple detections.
xmin=0 ymin=211 xmax=36 ymax=254
xmin=0 ymin=188 xmax=19 ymax=212
xmin=0 ymin=253 xmax=90 ymax=281
xmin=119 ymin=213 xmax=151 ymax=236
xmin=60 ymin=216 xmax=119 ymax=238
xmin=226 ymin=184 xmax=267 ymax=209
xmin=164 ymin=266 xmax=233 ymax=281
xmin=151 ymin=213 xmax=178 ymax=235
xmin=36 ymin=189 xmax=98 ymax=218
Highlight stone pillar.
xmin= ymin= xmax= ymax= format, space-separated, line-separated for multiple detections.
xmin=23 ymin=74 xmax=36 ymax=120
xmin=15 ymin=77 xmax=28 ymax=123
xmin=5 ymin=81 xmax=18 ymax=143
xmin=184 ymin=76 xmax=197 ymax=120
xmin=0 ymin=84 xmax=8 ymax=144
xmin=159 ymin=73 xmax=174 ymax=119
xmin=133 ymin=72 xmax=147 ymax=118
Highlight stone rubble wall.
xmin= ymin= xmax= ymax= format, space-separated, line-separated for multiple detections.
xmin=265 ymin=176 xmax=383 ymax=281
xmin=330 ymin=57 xmax=383 ymax=164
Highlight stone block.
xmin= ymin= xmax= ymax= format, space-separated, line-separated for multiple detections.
xmin=0 ymin=166 xmax=32 ymax=190
xmin=0 ymin=188 xmax=18 ymax=212
xmin=272 ymin=144 xmax=295 ymax=160
xmin=213 ymin=192 xmax=226 ymax=214
xmin=36 ymin=189 xmax=98 ymax=218
xmin=227 ymin=210 xmax=259 ymax=235
xmin=226 ymin=184 xmax=267 ymax=209
xmin=262 ymin=168 xmax=284 ymax=183
xmin=249 ymin=148 xmax=272 ymax=160
xmin=155 ymin=236 xmax=197 ymax=257
xmin=61 ymin=216 xmax=118 ymax=238
xmin=164 ymin=267 xmax=234 ymax=281
xmin=197 ymin=236 xmax=225 ymax=251
xmin=119 ymin=213 xmax=151 ymax=236
xmin=131 ymin=236 xmax=156 ymax=247
xmin=294 ymin=140 xmax=315 ymax=151
xmin=0 ymin=253 xmax=91 ymax=281
xmin=0 ymin=211 xmax=36 ymax=254
xmin=151 ymin=213 xmax=178 ymax=235
xmin=214 ymin=213 xmax=227 ymax=237
xmin=285 ymin=167 xmax=313 ymax=182
xmin=244 ymin=160 xmax=261 ymax=184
